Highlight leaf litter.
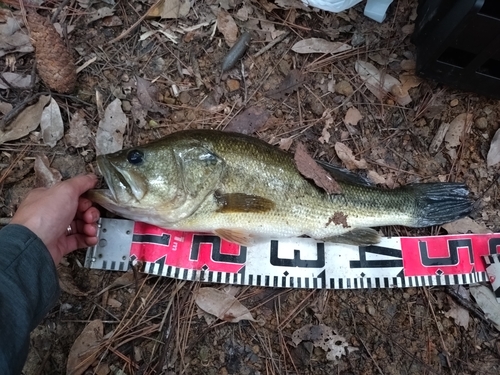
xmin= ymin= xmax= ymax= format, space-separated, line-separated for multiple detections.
xmin=194 ymin=287 xmax=256 ymax=323
xmin=95 ymin=98 xmax=128 ymax=155
xmin=40 ymin=97 xmax=64 ymax=147
xmin=294 ymin=142 xmax=342 ymax=194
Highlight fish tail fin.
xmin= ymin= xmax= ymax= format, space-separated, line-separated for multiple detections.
xmin=406 ymin=183 xmax=472 ymax=227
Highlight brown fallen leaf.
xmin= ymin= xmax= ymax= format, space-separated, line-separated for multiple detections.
xmin=194 ymin=287 xmax=256 ymax=323
xmin=26 ymin=11 xmax=76 ymax=93
xmin=344 ymin=107 xmax=363 ymax=126
xmin=0 ymin=94 xmax=50 ymax=144
xmin=335 ymin=142 xmax=367 ymax=170
xmin=146 ymin=0 xmax=190 ymax=19
xmin=217 ymin=9 xmax=238 ymax=47
xmin=136 ymin=76 xmax=167 ymax=115
xmin=291 ymin=38 xmax=352 ymax=55
xmin=65 ymin=109 xmax=91 ymax=148
xmin=266 ymin=69 xmax=305 ymax=100
xmin=225 ymin=106 xmax=270 ymax=134
xmin=294 ymin=142 xmax=341 ymax=194
xmin=66 ymin=319 xmax=103 ymax=375
xmin=58 ymin=264 xmax=89 ymax=297
xmin=444 ymin=113 xmax=473 ymax=160
xmin=487 ymin=128 xmax=500 ymax=167
xmin=34 ymin=155 xmax=62 ymax=188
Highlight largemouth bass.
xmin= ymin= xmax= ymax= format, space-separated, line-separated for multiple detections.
xmin=88 ymin=130 xmax=472 ymax=246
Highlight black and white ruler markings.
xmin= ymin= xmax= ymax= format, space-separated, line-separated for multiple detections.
xmin=85 ymin=218 xmax=500 ymax=290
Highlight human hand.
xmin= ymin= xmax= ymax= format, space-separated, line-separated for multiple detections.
xmin=11 ymin=174 xmax=101 ymax=265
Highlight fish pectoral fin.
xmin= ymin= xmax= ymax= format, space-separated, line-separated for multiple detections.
xmin=321 ymin=228 xmax=380 ymax=246
xmin=215 ymin=229 xmax=255 ymax=246
xmin=215 ymin=192 xmax=275 ymax=213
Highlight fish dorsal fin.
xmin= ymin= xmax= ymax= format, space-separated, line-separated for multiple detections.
xmin=214 ymin=192 xmax=275 ymax=213
xmin=215 ymin=229 xmax=254 ymax=246
xmin=315 ymin=160 xmax=372 ymax=187
xmin=321 ymin=227 xmax=380 ymax=246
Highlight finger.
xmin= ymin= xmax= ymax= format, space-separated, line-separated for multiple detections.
xmin=75 ymin=220 xmax=98 ymax=237
xmin=81 ymin=207 xmax=100 ymax=224
xmin=65 ymin=233 xmax=98 ymax=252
xmin=77 ymin=197 xmax=93 ymax=213
xmin=62 ymin=174 xmax=98 ymax=197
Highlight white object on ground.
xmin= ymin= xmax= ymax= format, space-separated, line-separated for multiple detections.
xmin=364 ymin=0 xmax=394 ymax=22
xmin=302 ymin=0 xmax=394 ymax=23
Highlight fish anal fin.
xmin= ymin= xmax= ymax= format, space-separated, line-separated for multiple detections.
xmin=322 ymin=228 xmax=380 ymax=246
xmin=215 ymin=192 xmax=275 ymax=213
xmin=215 ymin=229 xmax=254 ymax=246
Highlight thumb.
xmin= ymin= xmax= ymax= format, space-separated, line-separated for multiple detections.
xmin=62 ymin=174 xmax=98 ymax=197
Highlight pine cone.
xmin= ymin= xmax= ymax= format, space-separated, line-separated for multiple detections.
xmin=27 ymin=11 xmax=77 ymax=93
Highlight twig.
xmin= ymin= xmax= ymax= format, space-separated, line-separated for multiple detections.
xmin=50 ymin=0 xmax=71 ymax=23
xmin=107 ymin=0 xmax=162 ymax=45
xmin=253 ymin=31 xmax=290 ymax=58
xmin=423 ymin=288 xmax=454 ymax=372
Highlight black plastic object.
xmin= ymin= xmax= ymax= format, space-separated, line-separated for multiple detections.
xmin=412 ymin=0 xmax=500 ymax=98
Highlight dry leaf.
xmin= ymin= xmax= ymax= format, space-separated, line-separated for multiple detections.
xmin=194 ymin=287 xmax=256 ymax=323
xmin=87 ymin=7 xmax=115 ymax=24
xmin=367 ymin=170 xmax=386 ymax=185
xmin=0 ymin=94 xmax=50 ymax=144
xmin=470 ymin=285 xmax=500 ymax=330
xmin=225 ymin=106 xmax=270 ymax=134
xmin=487 ymin=128 xmax=500 ymax=167
xmin=444 ymin=303 xmax=470 ymax=328
xmin=292 ymin=324 xmax=357 ymax=361
xmin=217 ymin=9 xmax=238 ymax=47
xmin=442 ymin=217 xmax=492 ymax=234
xmin=292 ymin=38 xmax=352 ymax=55
xmin=95 ymin=98 xmax=128 ymax=155
xmin=0 ymin=72 xmax=32 ymax=89
xmin=27 ymin=11 xmax=77 ymax=93
xmin=429 ymin=122 xmax=450 ymax=154
xmin=294 ymin=142 xmax=341 ymax=194
xmin=444 ymin=113 xmax=473 ymax=160
xmin=344 ymin=107 xmax=363 ymax=126
xmin=335 ymin=142 xmax=367 ymax=170
xmin=136 ymin=76 xmax=167 ymax=115
xmin=65 ymin=109 xmax=91 ymax=148
xmin=66 ymin=319 xmax=103 ymax=375
xmin=146 ymin=0 xmax=190 ymax=19
xmin=355 ymin=60 xmax=401 ymax=101
xmin=34 ymin=154 xmax=62 ymax=188
xmin=58 ymin=264 xmax=89 ymax=297
xmin=40 ymin=97 xmax=64 ymax=147
xmin=0 ymin=15 xmax=34 ymax=57
xmin=266 ymin=69 xmax=304 ymax=100
xmin=279 ymin=137 xmax=293 ymax=151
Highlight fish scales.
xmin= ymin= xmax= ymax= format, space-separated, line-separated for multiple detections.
xmin=88 ymin=130 xmax=472 ymax=246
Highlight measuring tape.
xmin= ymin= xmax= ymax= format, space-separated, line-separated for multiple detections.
xmin=84 ymin=218 xmax=500 ymax=296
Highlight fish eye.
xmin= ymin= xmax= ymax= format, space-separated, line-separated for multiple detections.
xmin=127 ymin=149 xmax=144 ymax=165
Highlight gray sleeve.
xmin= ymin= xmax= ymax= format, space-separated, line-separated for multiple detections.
xmin=0 ymin=224 xmax=60 ymax=375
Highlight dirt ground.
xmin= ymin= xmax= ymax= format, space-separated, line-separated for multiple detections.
xmin=1 ymin=0 xmax=500 ymax=374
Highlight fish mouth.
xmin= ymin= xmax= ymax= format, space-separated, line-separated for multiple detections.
xmin=96 ymin=155 xmax=147 ymax=203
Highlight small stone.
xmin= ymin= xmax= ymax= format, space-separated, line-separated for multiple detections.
xmin=121 ymin=100 xmax=131 ymax=112
xmin=400 ymin=59 xmax=416 ymax=71
xmin=227 ymin=79 xmax=240 ymax=92
xmin=367 ymin=305 xmax=376 ymax=316
xmin=484 ymin=106 xmax=493 ymax=115
xmin=171 ymin=111 xmax=185 ymax=123
xmin=475 ymin=117 xmax=488 ymax=130
xmin=450 ymin=99 xmax=459 ymax=107
xmin=179 ymin=91 xmax=191 ymax=104
xmin=334 ymin=80 xmax=354 ymax=96
xmin=309 ymin=99 xmax=324 ymax=116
